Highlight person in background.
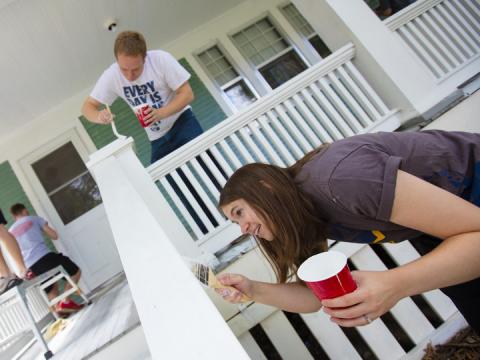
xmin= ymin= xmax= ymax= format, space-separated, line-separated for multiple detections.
xmin=9 ymin=204 xmax=84 ymax=316
xmin=217 ymin=130 xmax=480 ymax=332
xmin=0 ymin=208 xmax=27 ymax=294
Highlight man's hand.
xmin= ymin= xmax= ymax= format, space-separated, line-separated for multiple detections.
xmin=97 ymin=109 xmax=114 ymax=124
xmin=143 ymin=107 xmax=167 ymax=125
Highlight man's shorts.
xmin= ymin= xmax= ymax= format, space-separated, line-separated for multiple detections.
xmin=30 ymin=252 xmax=79 ymax=292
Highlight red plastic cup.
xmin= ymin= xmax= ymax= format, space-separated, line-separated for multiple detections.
xmin=133 ymin=104 xmax=151 ymax=127
xmin=297 ymin=251 xmax=357 ymax=300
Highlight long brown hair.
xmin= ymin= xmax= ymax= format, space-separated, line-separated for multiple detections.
xmin=219 ymin=144 xmax=330 ymax=283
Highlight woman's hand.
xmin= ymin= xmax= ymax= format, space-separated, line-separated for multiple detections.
xmin=216 ymin=273 xmax=254 ymax=304
xmin=321 ymin=270 xmax=404 ymax=327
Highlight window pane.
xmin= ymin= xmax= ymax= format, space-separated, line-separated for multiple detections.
xmin=198 ymin=45 xmax=239 ymax=86
xmin=49 ymin=173 xmax=102 ymax=224
xmin=232 ymin=17 xmax=290 ymax=65
xmin=224 ymin=80 xmax=257 ymax=110
xmin=32 ymin=142 xmax=87 ymax=194
xmin=259 ymin=50 xmax=307 ymax=89
xmin=309 ymin=35 xmax=332 ymax=58
xmin=282 ymin=3 xmax=315 ymax=37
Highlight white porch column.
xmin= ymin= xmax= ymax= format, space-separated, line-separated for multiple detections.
xmin=292 ymin=0 xmax=457 ymax=115
xmin=87 ymin=138 xmax=249 ymax=360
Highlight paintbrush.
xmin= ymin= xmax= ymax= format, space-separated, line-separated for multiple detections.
xmin=189 ymin=259 xmax=251 ymax=303
xmin=105 ymin=104 xmax=126 ymax=139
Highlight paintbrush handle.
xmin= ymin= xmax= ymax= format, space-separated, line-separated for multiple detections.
xmin=105 ymin=104 xmax=126 ymax=139
xmin=209 ymin=276 xmax=251 ymax=303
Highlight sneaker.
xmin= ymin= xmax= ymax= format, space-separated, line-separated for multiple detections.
xmin=0 ymin=275 xmax=23 ymax=295
xmin=24 ymin=269 xmax=36 ymax=280
xmin=56 ymin=299 xmax=84 ymax=313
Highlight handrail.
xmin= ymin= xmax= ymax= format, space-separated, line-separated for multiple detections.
xmin=384 ymin=0 xmax=444 ymax=31
xmin=147 ymin=43 xmax=356 ymax=180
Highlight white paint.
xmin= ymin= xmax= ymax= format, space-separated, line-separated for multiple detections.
xmin=87 ymin=138 xmax=249 ymax=360
xmin=297 ymin=251 xmax=347 ymax=282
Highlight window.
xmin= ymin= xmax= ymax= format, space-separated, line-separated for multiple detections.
xmin=197 ymin=45 xmax=257 ymax=111
xmin=231 ymin=17 xmax=307 ymax=89
xmin=281 ymin=3 xmax=331 ymax=58
xmin=32 ymin=142 xmax=102 ymax=224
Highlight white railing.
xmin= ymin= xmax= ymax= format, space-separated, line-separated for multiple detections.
xmin=147 ymin=42 xmax=401 ymax=255
xmin=0 ymin=286 xmax=50 ymax=349
xmin=227 ymin=241 xmax=462 ymax=360
xmin=385 ymin=0 xmax=480 ymax=80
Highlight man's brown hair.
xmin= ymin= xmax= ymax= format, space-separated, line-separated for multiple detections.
xmin=10 ymin=203 xmax=27 ymax=217
xmin=114 ymin=31 xmax=147 ymax=58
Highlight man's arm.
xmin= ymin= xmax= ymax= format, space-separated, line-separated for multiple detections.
xmin=81 ymin=97 xmax=113 ymax=125
xmin=42 ymin=224 xmax=58 ymax=240
xmin=143 ymin=82 xmax=194 ymax=125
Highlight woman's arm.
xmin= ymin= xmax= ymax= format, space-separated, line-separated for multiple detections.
xmin=218 ymin=273 xmax=322 ymax=313
xmin=322 ymin=170 xmax=480 ymax=327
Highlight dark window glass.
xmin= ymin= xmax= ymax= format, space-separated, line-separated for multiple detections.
xmin=309 ymin=35 xmax=332 ymax=58
xmin=32 ymin=142 xmax=102 ymax=224
xmin=259 ymin=50 xmax=307 ymax=89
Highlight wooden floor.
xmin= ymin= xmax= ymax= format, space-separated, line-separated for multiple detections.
xmin=16 ymin=278 xmax=143 ymax=360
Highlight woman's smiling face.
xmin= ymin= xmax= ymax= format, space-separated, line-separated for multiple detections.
xmin=222 ymin=199 xmax=274 ymax=241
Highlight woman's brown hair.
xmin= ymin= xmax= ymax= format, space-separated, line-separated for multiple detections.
xmin=219 ymin=144 xmax=330 ymax=283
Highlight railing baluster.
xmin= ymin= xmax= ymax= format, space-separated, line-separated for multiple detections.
xmin=179 ymin=164 xmax=225 ymax=225
xmin=229 ymin=133 xmax=255 ymax=163
xmin=170 ymin=170 xmax=215 ymax=232
xmin=299 ymin=88 xmax=345 ymax=141
xmin=283 ymin=98 xmax=323 ymax=148
xmin=159 ymin=177 xmax=204 ymax=239
xmin=444 ymin=1 xmax=480 ymax=50
xmin=248 ymin=120 xmax=286 ymax=166
xmin=238 ymin=127 xmax=269 ymax=163
xmin=309 ymin=82 xmax=355 ymax=137
xmin=190 ymin=157 xmax=221 ymax=198
xmin=257 ymin=115 xmax=296 ymax=165
xmin=328 ymin=70 xmax=373 ymax=127
xmin=421 ymin=11 xmax=466 ymax=64
xmin=336 ymin=65 xmax=381 ymax=121
xmin=274 ymin=104 xmax=314 ymax=154
xmin=291 ymin=93 xmax=334 ymax=143
xmin=265 ymin=110 xmax=305 ymax=159
xmin=208 ymin=145 xmax=235 ymax=177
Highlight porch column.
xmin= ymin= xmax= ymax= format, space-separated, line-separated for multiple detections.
xmin=292 ymin=0 xmax=455 ymax=114
xmin=87 ymin=138 xmax=249 ymax=360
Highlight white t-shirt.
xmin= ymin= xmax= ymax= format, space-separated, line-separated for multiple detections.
xmin=90 ymin=50 xmax=191 ymax=141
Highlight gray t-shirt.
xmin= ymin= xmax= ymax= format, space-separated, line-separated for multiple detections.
xmin=9 ymin=216 xmax=50 ymax=267
xmin=296 ymin=130 xmax=480 ymax=244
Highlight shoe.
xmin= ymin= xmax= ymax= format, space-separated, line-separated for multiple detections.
xmin=24 ymin=269 xmax=36 ymax=280
xmin=56 ymin=299 xmax=84 ymax=313
xmin=0 ymin=275 xmax=23 ymax=295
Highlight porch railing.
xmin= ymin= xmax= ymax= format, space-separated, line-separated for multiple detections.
xmin=385 ymin=0 xmax=480 ymax=80
xmin=147 ymin=42 xmax=401 ymax=256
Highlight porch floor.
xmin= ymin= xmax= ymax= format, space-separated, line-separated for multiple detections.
xmin=16 ymin=276 xmax=146 ymax=360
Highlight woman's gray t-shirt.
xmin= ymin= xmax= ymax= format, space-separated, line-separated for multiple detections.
xmin=295 ymin=130 xmax=480 ymax=244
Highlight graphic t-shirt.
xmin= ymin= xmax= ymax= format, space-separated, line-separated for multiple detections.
xmin=9 ymin=216 xmax=50 ymax=268
xmin=90 ymin=50 xmax=191 ymax=141
xmin=0 ymin=210 xmax=6 ymax=225
xmin=296 ymin=130 xmax=480 ymax=244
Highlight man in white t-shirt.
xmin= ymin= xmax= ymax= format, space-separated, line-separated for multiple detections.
xmin=81 ymin=30 xmax=203 ymax=164
xmin=82 ymin=31 xmax=218 ymax=234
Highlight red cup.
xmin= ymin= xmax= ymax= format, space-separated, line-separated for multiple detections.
xmin=297 ymin=251 xmax=357 ymax=300
xmin=133 ymin=104 xmax=151 ymax=127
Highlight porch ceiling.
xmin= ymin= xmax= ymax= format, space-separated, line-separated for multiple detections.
xmin=0 ymin=0 xmax=244 ymax=138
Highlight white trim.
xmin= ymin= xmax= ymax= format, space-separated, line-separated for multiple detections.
xmin=384 ymin=0 xmax=444 ymax=31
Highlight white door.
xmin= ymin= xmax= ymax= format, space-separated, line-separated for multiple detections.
xmin=20 ymin=129 xmax=123 ymax=292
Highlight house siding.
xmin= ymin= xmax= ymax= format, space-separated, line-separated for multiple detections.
xmin=79 ymin=58 xmax=226 ymax=167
